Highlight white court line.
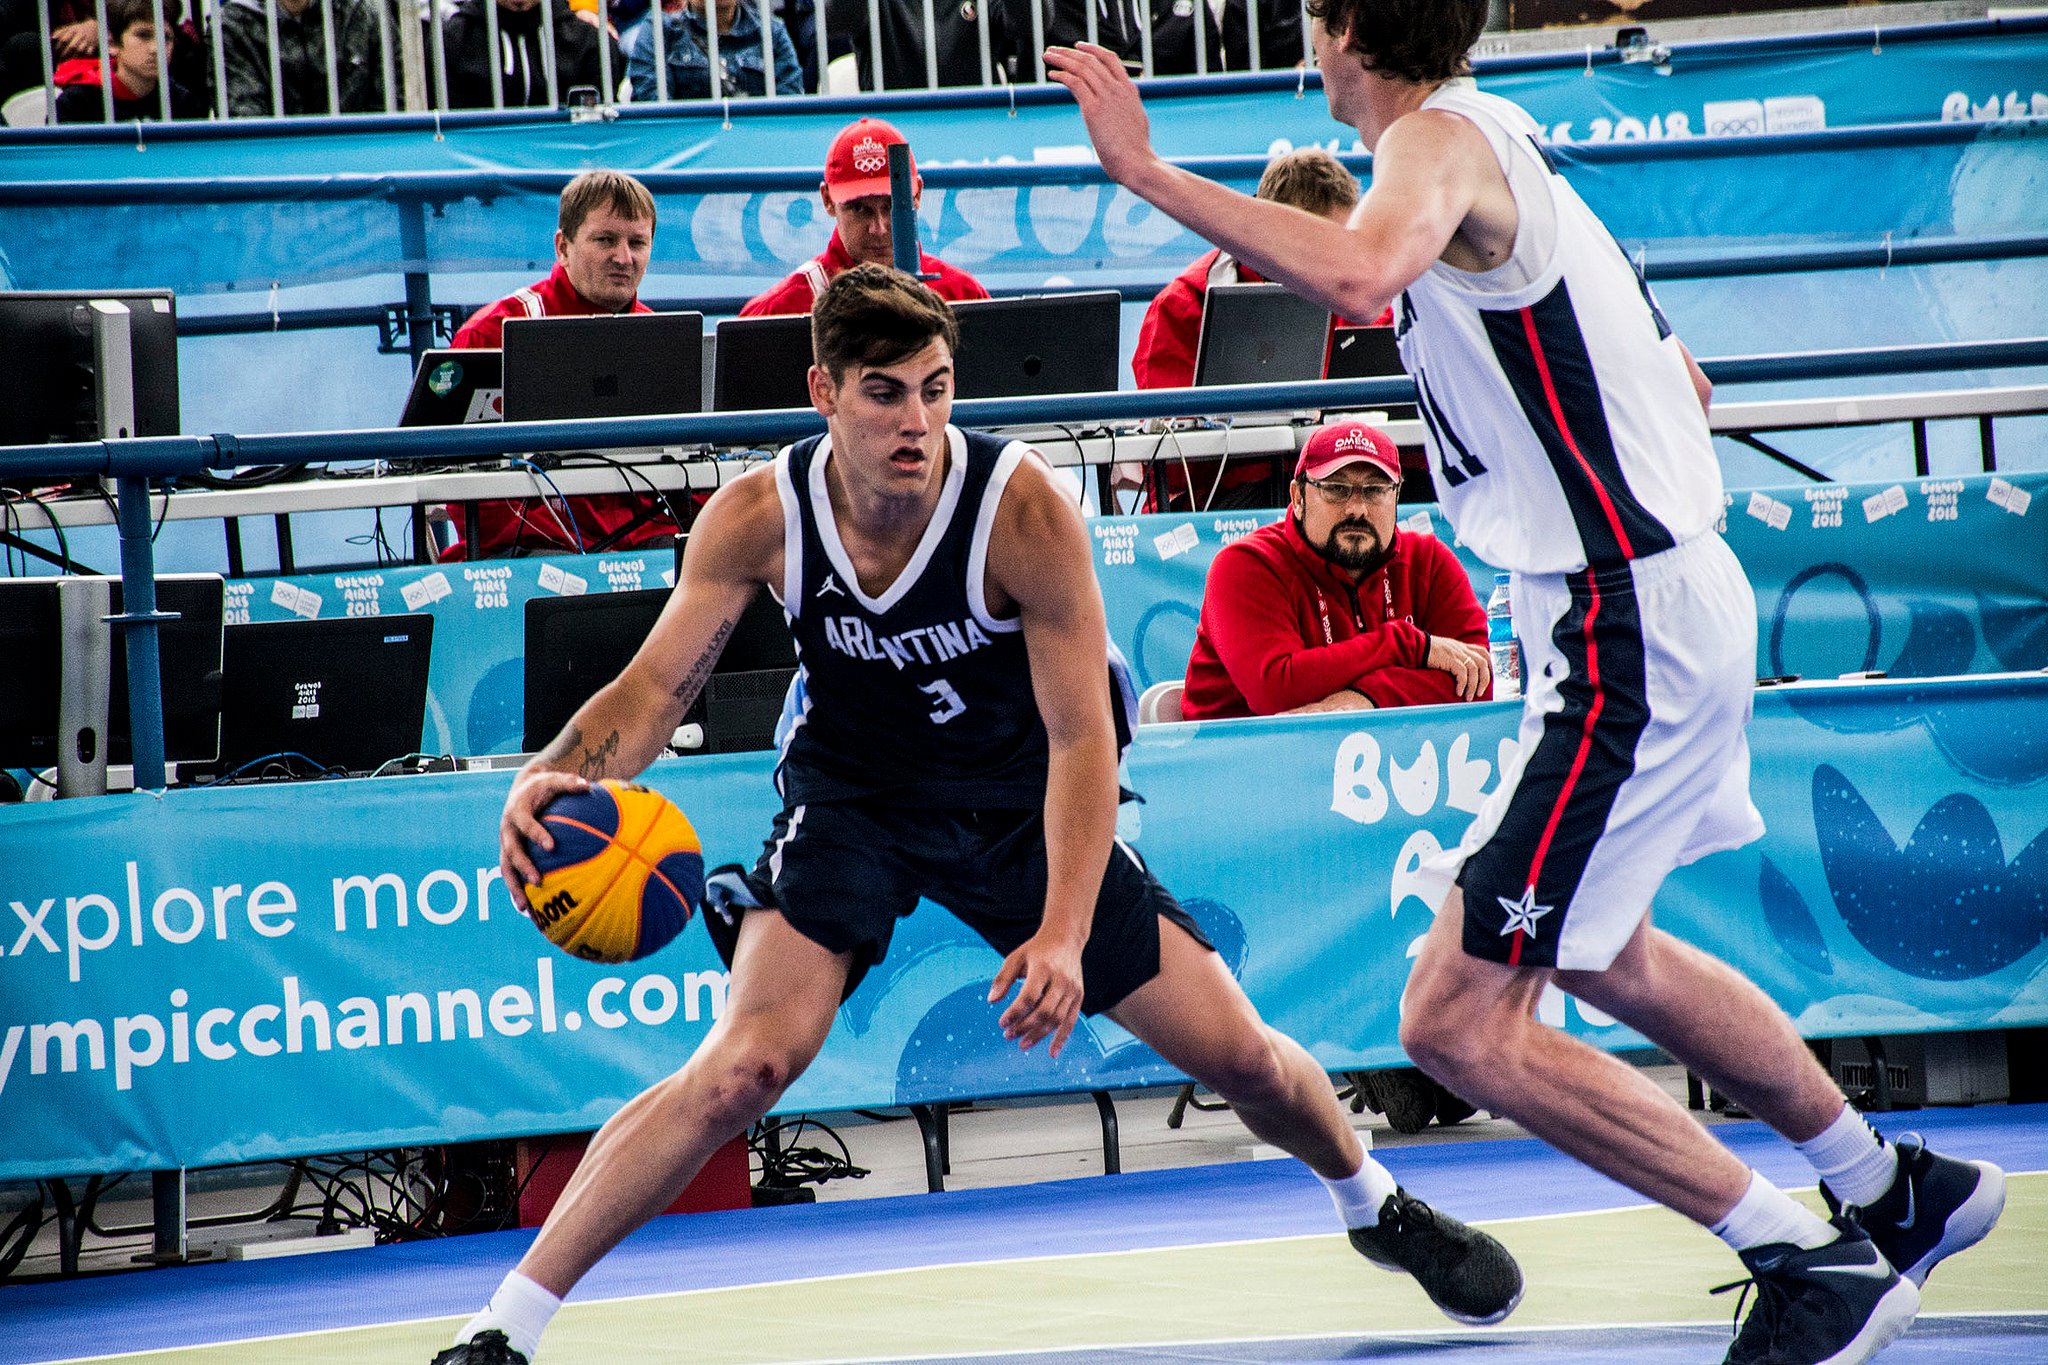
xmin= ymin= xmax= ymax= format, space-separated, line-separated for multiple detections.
xmin=38 ymin=1171 xmax=2047 ymax=1365
xmin=48 ymin=1312 xmax=2048 ymax=1365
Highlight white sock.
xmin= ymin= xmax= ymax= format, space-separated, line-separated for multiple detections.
xmin=1798 ymin=1104 xmax=1897 ymax=1209
xmin=1318 ymin=1154 xmax=1401 ymax=1229
xmin=454 ymin=1271 xmax=561 ymax=1361
xmin=1711 ymin=1170 xmax=1836 ymax=1253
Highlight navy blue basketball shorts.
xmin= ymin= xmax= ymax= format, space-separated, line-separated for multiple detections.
xmin=703 ymin=800 xmax=1211 ymax=1014
xmin=1423 ymin=533 xmax=1765 ymax=971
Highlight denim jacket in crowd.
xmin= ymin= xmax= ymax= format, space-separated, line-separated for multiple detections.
xmin=626 ymin=0 xmax=802 ymax=101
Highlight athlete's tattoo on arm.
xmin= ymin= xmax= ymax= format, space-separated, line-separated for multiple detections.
xmin=670 ymin=613 xmax=739 ymax=709
xmin=535 ymin=722 xmax=584 ymax=769
xmin=575 ymin=729 xmax=621 ymax=779
xmin=534 ymin=722 xmax=621 ymax=780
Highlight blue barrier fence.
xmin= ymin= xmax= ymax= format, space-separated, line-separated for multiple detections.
xmin=3 ymin=670 xmax=2044 ymax=1180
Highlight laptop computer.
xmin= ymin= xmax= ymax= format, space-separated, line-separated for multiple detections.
xmin=1324 ymin=324 xmax=1416 ymax=419
xmin=501 ymin=312 xmax=705 ymax=422
xmin=399 ymin=348 xmax=504 ymax=426
xmin=1193 ymin=282 xmax=1331 ymax=387
xmin=713 ymin=314 xmax=816 ymax=412
xmin=215 ymin=615 xmax=435 ymax=776
xmin=951 ymin=292 xmax=1121 ymax=400
xmin=522 ymin=588 xmax=796 ymax=754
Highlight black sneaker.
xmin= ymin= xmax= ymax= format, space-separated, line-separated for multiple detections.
xmin=1713 ymin=1223 xmax=1919 ymax=1365
xmin=1821 ymin=1134 xmax=2007 ymax=1287
xmin=1347 ymin=1188 xmax=1524 ymax=1325
xmin=430 ymin=1330 xmax=529 ymax=1365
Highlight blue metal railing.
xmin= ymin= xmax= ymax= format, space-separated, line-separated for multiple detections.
xmin=165 ymin=233 xmax=2048 ymax=344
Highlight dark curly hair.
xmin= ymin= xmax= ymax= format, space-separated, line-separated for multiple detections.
xmin=1305 ymin=0 xmax=1487 ymax=85
xmin=811 ymin=263 xmax=961 ymax=383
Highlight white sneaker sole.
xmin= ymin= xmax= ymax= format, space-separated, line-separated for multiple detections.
xmin=1818 ymin=1275 xmax=1920 ymax=1365
xmin=1904 ymin=1159 xmax=2007 ymax=1287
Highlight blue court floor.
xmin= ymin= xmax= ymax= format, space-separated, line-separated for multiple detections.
xmin=10 ymin=1105 xmax=2045 ymax=1365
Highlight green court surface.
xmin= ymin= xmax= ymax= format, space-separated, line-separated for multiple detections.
xmin=66 ymin=1173 xmax=2046 ymax=1365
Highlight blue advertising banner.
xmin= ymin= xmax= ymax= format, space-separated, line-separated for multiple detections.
xmin=3 ymin=672 xmax=2045 ymax=1180
xmin=1092 ymin=470 xmax=2048 ymax=690
xmin=4 ymin=120 xmax=2043 ymax=305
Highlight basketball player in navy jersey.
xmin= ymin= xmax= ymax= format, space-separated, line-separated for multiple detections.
xmin=1050 ymin=4 xmax=2004 ymax=1363
xmin=434 ymin=265 xmax=1523 ymax=1364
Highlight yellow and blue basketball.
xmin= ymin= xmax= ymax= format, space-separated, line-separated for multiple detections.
xmin=522 ymin=780 xmax=704 ymax=963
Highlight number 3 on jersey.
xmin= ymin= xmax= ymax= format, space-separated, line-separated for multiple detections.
xmin=921 ymin=678 xmax=967 ymax=725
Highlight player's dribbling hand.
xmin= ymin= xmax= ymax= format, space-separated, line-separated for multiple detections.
xmin=1044 ymin=43 xmax=1159 ymax=188
xmin=498 ymin=768 xmax=592 ymax=913
xmin=1426 ymin=636 xmax=1492 ymax=701
xmin=989 ymin=929 xmax=1086 ymax=1057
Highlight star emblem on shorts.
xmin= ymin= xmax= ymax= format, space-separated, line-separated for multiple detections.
xmin=1497 ymin=886 xmax=1553 ymax=938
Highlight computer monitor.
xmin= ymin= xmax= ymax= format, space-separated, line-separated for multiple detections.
xmin=712 ymin=315 xmax=816 ymax=412
xmin=1324 ymin=325 xmax=1416 ymax=420
xmin=1325 ymin=325 xmax=1404 ymax=381
xmin=951 ymin=292 xmax=1122 ymax=400
xmin=0 ymin=290 xmax=179 ymax=446
xmin=215 ymin=615 xmax=435 ymax=776
xmin=399 ymin=348 xmax=504 ymax=426
xmin=0 ymin=581 xmax=62 ymax=769
xmin=500 ymin=313 xmax=704 ymax=422
xmin=522 ymin=588 xmax=796 ymax=754
xmin=0 ymin=573 xmax=222 ymax=772
xmin=1193 ymin=282 xmax=1330 ymax=387
xmin=107 ymin=574 xmax=225 ymax=767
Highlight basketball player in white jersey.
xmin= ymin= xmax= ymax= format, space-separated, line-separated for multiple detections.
xmin=1051 ymin=4 xmax=2004 ymax=1362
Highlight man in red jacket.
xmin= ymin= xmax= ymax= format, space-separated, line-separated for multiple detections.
xmin=441 ymin=170 xmax=681 ymax=560
xmin=1183 ymin=418 xmax=1491 ymax=1133
xmin=1183 ymin=420 xmax=1489 ymax=719
xmin=739 ymin=117 xmax=990 ymax=316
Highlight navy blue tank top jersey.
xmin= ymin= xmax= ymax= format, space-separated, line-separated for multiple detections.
xmin=772 ymin=425 xmax=1049 ymax=809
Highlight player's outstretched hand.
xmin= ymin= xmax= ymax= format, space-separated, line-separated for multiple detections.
xmin=1427 ymin=635 xmax=1493 ymax=701
xmin=1045 ymin=43 xmax=1159 ymax=188
xmin=499 ymin=769 xmax=592 ymax=913
xmin=989 ymin=929 xmax=1086 ymax=1057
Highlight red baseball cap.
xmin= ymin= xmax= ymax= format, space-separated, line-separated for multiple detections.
xmin=825 ymin=118 xmax=916 ymax=202
xmin=1296 ymin=420 xmax=1400 ymax=484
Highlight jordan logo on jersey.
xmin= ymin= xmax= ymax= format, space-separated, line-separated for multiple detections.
xmin=819 ymin=573 xmax=846 ymax=598
xmin=822 ymin=613 xmax=994 ymax=670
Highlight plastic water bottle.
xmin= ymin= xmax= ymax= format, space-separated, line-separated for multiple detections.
xmin=1486 ymin=573 xmax=1522 ymax=701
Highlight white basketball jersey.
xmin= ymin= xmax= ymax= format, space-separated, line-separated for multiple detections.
xmin=1395 ymin=82 xmax=1723 ymax=575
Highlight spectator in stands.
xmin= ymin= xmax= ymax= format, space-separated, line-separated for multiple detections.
xmin=625 ymin=0 xmax=800 ymax=101
xmin=1183 ymin=418 xmax=1489 ymax=715
xmin=440 ymin=170 xmax=681 ymax=561
xmin=1134 ymin=148 xmax=1367 ymax=389
xmin=220 ymin=0 xmax=395 ymax=116
xmin=52 ymin=0 xmax=205 ymax=121
xmin=1 ymin=0 xmax=89 ymax=100
xmin=739 ymin=117 xmax=990 ymax=316
xmin=1127 ymin=147 xmax=1379 ymax=510
xmin=1181 ymin=419 xmax=1489 ymax=1132
xmin=441 ymin=0 xmax=623 ymax=109
xmin=823 ymin=0 xmax=1014 ymax=90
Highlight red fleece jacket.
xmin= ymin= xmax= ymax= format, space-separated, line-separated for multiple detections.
xmin=1182 ymin=514 xmax=1489 ymax=719
xmin=739 ymin=230 xmax=990 ymax=316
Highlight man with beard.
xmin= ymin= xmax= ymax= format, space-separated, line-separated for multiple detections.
xmin=1181 ymin=419 xmax=1489 ymax=720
